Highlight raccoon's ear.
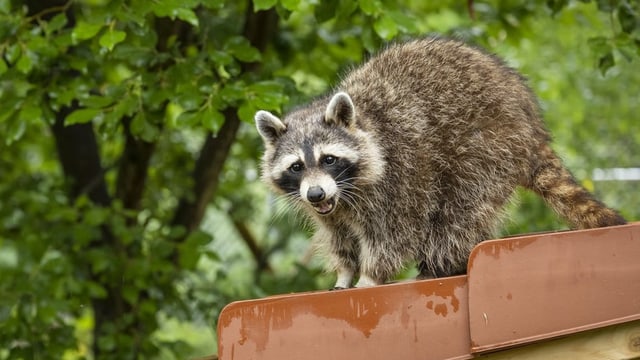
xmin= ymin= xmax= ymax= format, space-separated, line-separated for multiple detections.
xmin=255 ymin=110 xmax=286 ymax=144
xmin=325 ymin=92 xmax=355 ymax=128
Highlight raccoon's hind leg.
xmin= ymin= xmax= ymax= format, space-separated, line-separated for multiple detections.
xmin=418 ymin=207 xmax=497 ymax=279
xmin=417 ymin=260 xmax=466 ymax=279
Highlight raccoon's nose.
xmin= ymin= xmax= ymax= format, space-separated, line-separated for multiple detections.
xmin=307 ymin=186 xmax=326 ymax=203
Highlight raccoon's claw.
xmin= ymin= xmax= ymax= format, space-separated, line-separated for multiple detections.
xmin=329 ymin=286 xmax=347 ymax=291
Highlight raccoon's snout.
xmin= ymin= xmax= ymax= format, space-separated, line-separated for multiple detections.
xmin=306 ymin=186 xmax=336 ymax=215
xmin=301 ymin=175 xmax=338 ymax=215
xmin=307 ymin=185 xmax=336 ymax=215
xmin=307 ymin=186 xmax=326 ymax=202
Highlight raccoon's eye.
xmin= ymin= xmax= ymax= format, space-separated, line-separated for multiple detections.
xmin=289 ymin=162 xmax=304 ymax=173
xmin=322 ymin=155 xmax=337 ymax=165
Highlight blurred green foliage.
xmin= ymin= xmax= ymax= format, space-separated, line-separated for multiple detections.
xmin=0 ymin=0 xmax=638 ymax=358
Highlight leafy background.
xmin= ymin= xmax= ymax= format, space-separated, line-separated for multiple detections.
xmin=0 ymin=0 xmax=638 ymax=358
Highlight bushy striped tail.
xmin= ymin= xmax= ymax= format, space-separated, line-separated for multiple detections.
xmin=527 ymin=144 xmax=626 ymax=229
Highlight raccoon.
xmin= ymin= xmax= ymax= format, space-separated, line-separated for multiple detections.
xmin=255 ymin=37 xmax=626 ymax=289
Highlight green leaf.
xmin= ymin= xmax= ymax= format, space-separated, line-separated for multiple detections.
xmin=614 ymin=33 xmax=638 ymax=62
xmin=359 ymin=0 xmax=381 ymax=15
xmin=122 ymin=284 xmax=139 ymax=305
xmin=72 ymin=21 xmax=103 ymax=42
xmin=189 ymin=230 xmax=214 ymax=246
xmin=247 ymin=80 xmax=287 ymax=110
xmin=335 ymin=0 xmax=358 ymax=19
xmin=0 ymin=0 xmax=10 ymax=14
xmin=249 ymin=80 xmax=284 ymax=94
xmin=617 ymin=43 xmax=636 ymax=62
xmin=82 ymin=95 xmax=115 ymax=109
xmin=4 ymin=44 xmax=21 ymax=64
xmin=176 ymin=110 xmax=199 ymax=126
xmin=26 ymin=35 xmax=59 ymax=59
xmin=388 ymin=10 xmax=418 ymax=33
xmin=219 ymin=81 xmax=246 ymax=105
xmin=238 ymin=102 xmax=257 ymax=123
xmin=373 ymin=15 xmax=398 ymax=40
xmin=112 ymin=95 xmax=137 ymax=119
xmin=65 ymin=108 xmax=100 ymax=125
xmin=97 ymin=334 xmax=116 ymax=352
xmin=588 ymin=36 xmax=612 ymax=56
xmin=47 ymin=13 xmax=68 ymax=34
xmin=99 ymin=29 xmax=127 ymax=51
xmin=174 ymin=8 xmax=199 ymax=27
xmin=130 ymin=111 xmax=160 ymax=142
xmin=253 ymin=0 xmax=277 ymax=11
xmin=201 ymin=0 xmax=224 ymax=9
xmin=18 ymin=99 xmax=42 ymax=129
xmin=281 ymin=0 xmax=300 ymax=11
xmin=84 ymin=207 xmax=109 ymax=226
xmin=87 ymin=282 xmax=107 ymax=298
xmin=546 ymin=0 xmax=568 ymax=15
xmin=225 ymin=36 xmax=261 ymax=62
xmin=0 ymin=245 xmax=17 ymax=269
xmin=201 ymin=107 xmax=224 ymax=133
xmin=178 ymin=230 xmax=213 ymax=270
xmin=598 ymin=52 xmax=615 ymax=75
xmin=587 ymin=35 xmax=619 ymax=74
xmin=315 ymin=0 xmax=339 ymax=22
xmin=203 ymin=249 xmax=220 ymax=262
xmin=618 ymin=2 xmax=639 ymax=34
xmin=15 ymin=50 xmax=34 ymax=74
xmin=4 ymin=110 xmax=24 ymax=145
xmin=164 ymin=102 xmax=184 ymax=128
xmin=595 ymin=0 xmax=618 ymax=12
xmin=151 ymin=0 xmax=201 ymax=26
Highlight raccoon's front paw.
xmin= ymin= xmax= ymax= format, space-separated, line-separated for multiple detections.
xmin=353 ymin=274 xmax=383 ymax=287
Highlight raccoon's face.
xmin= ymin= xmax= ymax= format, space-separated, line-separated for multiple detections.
xmin=255 ymin=92 xmax=368 ymax=216
xmin=270 ymin=141 xmax=360 ymax=215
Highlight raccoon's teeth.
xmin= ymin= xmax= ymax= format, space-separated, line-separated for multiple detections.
xmin=312 ymin=198 xmax=335 ymax=215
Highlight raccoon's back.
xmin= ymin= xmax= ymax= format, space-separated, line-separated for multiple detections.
xmin=340 ymin=37 xmax=547 ymax=145
xmin=338 ymin=37 xmax=549 ymax=222
xmin=335 ymin=37 xmax=625 ymax=232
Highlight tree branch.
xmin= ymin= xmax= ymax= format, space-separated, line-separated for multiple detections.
xmin=26 ymin=0 xmax=72 ymax=22
xmin=113 ymin=17 xmax=193 ymax=213
xmin=171 ymin=7 xmax=278 ymax=232
xmin=232 ymin=219 xmax=273 ymax=274
xmin=172 ymin=110 xmax=241 ymax=232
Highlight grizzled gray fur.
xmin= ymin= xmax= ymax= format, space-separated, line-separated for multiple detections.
xmin=255 ymin=37 xmax=626 ymax=289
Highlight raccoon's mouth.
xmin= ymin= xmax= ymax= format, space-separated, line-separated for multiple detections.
xmin=310 ymin=197 xmax=336 ymax=215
